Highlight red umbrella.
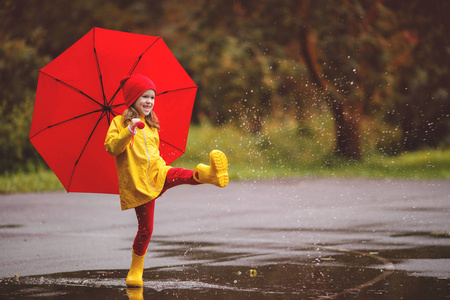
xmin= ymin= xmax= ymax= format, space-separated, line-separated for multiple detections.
xmin=30 ymin=27 xmax=197 ymax=194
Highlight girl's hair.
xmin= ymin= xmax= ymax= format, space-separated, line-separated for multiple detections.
xmin=122 ymin=107 xmax=160 ymax=130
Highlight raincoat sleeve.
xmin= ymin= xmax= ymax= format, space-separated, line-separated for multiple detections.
xmin=104 ymin=116 xmax=132 ymax=156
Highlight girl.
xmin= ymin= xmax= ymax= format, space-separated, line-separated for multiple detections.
xmin=104 ymin=74 xmax=228 ymax=287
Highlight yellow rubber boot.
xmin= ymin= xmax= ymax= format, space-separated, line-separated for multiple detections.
xmin=126 ymin=250 xmax=146 ymax=287
xmin=193 ymin=150 xmax=229 ymax=187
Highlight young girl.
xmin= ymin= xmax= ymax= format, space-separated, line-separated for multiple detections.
xmin=104 ymin=74 xmax=229 ymax=287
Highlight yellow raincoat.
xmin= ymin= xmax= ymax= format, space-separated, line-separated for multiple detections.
xmin=104 ymin=115 xmax=171 ymax=210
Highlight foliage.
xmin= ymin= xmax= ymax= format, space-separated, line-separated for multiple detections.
xmin=385 ymin=1 xmax=450 ymax=150
xmin=0 ymin=0 xmax=448 ymax=174
xmin=0 ymin=39 xmax=49 ymax=172
xmin=172 ymin=0 xmax=307 ymax=132
xmin=170 ymin=0 xmax=449 ymax=158
xmin=177 ymin=120 xmax=450 ymax=180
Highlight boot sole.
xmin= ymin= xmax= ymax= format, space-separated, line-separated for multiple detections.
xmin=126 ymin=282 xmax=143 ymax=287
xmin=126 ymin=278 xmax=143 ymax=287
xmin=210 ymin=150 xmax=229 ymax=187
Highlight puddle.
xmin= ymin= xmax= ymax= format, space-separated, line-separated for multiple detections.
xmin=389 ymin=231 xmax=450 ymax=238
xmin=0 ymin=224 xmax=24 ymax=229
xmin=0 ymin=265 xmax=447 ymax=299
xmin=1 ymin=246 xmax=448 ymax=299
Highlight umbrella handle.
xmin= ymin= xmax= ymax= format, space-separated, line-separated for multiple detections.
xmin=129 ymin=121 xmax=146 ymax=150
xmin=135 ymin=121 xmax=145 ymax=129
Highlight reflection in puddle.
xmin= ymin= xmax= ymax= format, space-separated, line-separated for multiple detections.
xmin=126 ymin=287 xmax=143 ymax=300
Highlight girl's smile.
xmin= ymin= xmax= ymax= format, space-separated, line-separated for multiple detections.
xmin=133 ymin=89 xmax=155 ymax=116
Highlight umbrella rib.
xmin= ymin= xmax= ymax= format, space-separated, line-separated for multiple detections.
xmin=67 ymin=110 xmax=107 ymax=192
xmin=157 ymin=85 xmax=198 ymax=97
xmin=107 ymin=88 xmax=121 ymax=107
xmin=111 ymin=103 xmax=124 ymax=110
xmin=159 ymin=138 xmax=185 ymax=155
xmin=106 ymin=37 xmax=162 ymax=107
xmin=93 ymin=28 xmax=108 ymax=105
xmin=106 ymin=105 xmax=121 ymax=123
xmin=40 ymin=71 xmax=104 ymax=107
xmin=29 ymin=109 xmax=103 ymax=140
xmin=128 ymin=37 xmax=162 ymax=76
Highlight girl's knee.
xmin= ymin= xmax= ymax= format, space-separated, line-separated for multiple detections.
xmin=137 ymin=228 xmax=153 ymax=238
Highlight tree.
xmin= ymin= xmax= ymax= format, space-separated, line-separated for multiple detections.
xmin=385 ymin=0 xmax=450 ymax=150
xmin=170 ymin=0 xmax=423 ymax=160
xmin=0 ymin=0 xmax=163 ymax=173
xmin=0 ymin=0 xmax=448 ymax=174
xmin=0 ymin=39 xmax=48 ymax=172
xmin=296 ymin=0 xmax=414 ymax=159
xmin=170 ymin=0 xmax=305 ymax=133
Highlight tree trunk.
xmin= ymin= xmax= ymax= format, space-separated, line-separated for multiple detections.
xmin=248 ymin=90 xmax=271 ymax=134
xmin=329 ymin=99 xmax=362 ymax=160
xmin=299 ymin=25 xmax=362 ymax=160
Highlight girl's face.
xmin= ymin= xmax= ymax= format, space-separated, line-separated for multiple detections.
xmin=132 ymin=89 xmax=155 ymax=116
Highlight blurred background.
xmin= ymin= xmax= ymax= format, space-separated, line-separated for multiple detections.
xmin=0 ymin=0 xmax=449 ymax=192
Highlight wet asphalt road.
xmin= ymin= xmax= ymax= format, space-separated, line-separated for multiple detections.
xmin=0 ymin=178 xmax=449 ymax=299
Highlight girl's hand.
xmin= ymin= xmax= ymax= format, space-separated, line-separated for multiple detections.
xmin=129 ymin=118 xmax=141 ymax=129
xmin=128 ymin=118 xmax=143 ymax=135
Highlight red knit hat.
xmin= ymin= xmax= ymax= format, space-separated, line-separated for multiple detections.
xmin=120 ymin=74 xmax=157 ymax=107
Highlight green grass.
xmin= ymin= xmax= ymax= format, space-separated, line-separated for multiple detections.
xmin=176 ymin=123 xmax=450 ymax=180
xmin=1 ymin=124 xmax=449 ymax=194
xmin=0 ymin=167 xmax=64 ymax=194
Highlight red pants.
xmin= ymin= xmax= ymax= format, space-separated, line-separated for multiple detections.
xmin=132 ymin=168 xmax=199 ymax=255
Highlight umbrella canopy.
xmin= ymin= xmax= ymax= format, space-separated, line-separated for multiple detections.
xmin=30 ymin=27 xmax=197 ymax=194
